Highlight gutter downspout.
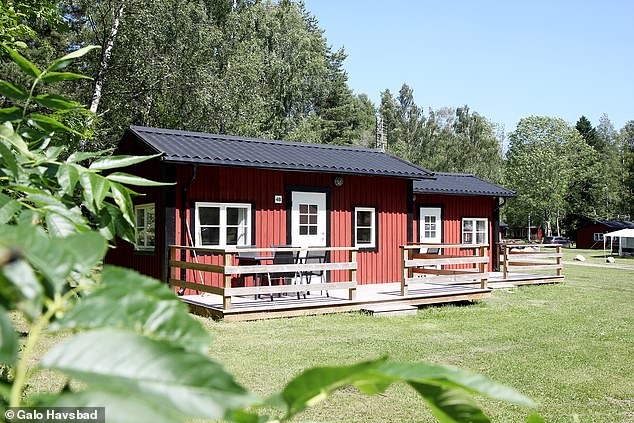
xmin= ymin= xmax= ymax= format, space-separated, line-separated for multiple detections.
xmin=493 ymin=197 xmax=508 ymax=271
xmin=178 ymin=165 xmax=198 ymax=296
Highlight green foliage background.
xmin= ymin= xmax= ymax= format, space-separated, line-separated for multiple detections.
xmin=4 ymin=0 xmax=633 ymax=235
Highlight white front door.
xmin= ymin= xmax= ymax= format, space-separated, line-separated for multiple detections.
xmin=291 ymin=192 xmax=327 ymax=247
xmin=420 ymin=207 xmax=442 ymax=245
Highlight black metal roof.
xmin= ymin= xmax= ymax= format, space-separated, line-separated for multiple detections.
xmin=597 ymin=220 xmax=634 ymax=230
xmin=126 ymin=126 xmax=434 ymax=179
xmin=413 ymin=172 xmax=516 ymax=197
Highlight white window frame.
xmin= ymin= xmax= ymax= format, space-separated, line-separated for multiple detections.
xmin=354 ymin=207 xmax=376 ymax=248
xmin=134 ymin=203 xmax=155 ymax=252
xmin=593 ymin=233 xmax=604 ymax=241
xmin=461 ymin=217 xmax=489 ymax=245
xmin=194 ymin=202 xmax=252 ymax=247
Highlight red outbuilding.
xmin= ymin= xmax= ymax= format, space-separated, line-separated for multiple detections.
xmin=575 ymin=220 xmax=634 ymax=249
xmin=107 ymin=126 xmax=515 ymax=292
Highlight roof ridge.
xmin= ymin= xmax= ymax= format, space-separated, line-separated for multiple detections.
xmin=129 ymin=125 xmax=391 ymax=155
xmin=433 ymin=172 xmax=474 ymax=177
xmin=378 ymin=150 xmax=434 ymax=176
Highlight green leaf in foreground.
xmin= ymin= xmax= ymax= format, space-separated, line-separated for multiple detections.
xmin=55 ymin=163 xmax=80 ymax=196
xmin=2 ymin=45 xmax=41 ymax=78
xmin=47 ymin=45 xmax=100 ymax=72
xmin=0 ymin=307 xmax=18 ymax=364
xmin=40 ymin=72 xmax=92 ymax=83
xmin=410 ymin=382 xmax=489 ymax=423
xmin=526 ymin=413 xmax=545 ymax=423
xmin=375 ymin=362 xmax=535 ymax=406
xmin=0 ymin=193 xmax=20 ymax=223
xmin=109 ymin=181 xmax=134 ymax=227
xmin=27 ymin=113 xmax=75 ymax=135
xmin=0 ymin=121 xmax=30 ymax=156
xmin=0 ymin=80 xmax=28 ymax=101
xmin=89 ymin=153 xmax=162 ymax=171
xmin=0 ymin=106 xmax=23 ymax=122
xmin=106 ymin=172 xmax=172 ymax=186
xmin=47 ymin=388 xmax=184 ymax=423
xmin=34 ymin=94 xmax=81 ymax=111
xmin=53 ymin=266 xmax=211 ymax=354
xmin=79 ymin=171 xmax=109 ymax=212
xmin=272 ymin=358 xmax=391 ymax=417
xmin=0 ymin=140 xmax=18 ymax=177
xmin=0 ymin=258 xmax=42 ymax=319
xmin=0 ymin=225 xmax=106 ymax=292
xmin=272 ymin=359 xmax=535 ymax=421
xmin=96 ymin=203 xmax=134 ymax=243
xmin=63 ymin=232 xmax=108 ymax=275
xmin=41 ymin=329 xmax=256 ymax=419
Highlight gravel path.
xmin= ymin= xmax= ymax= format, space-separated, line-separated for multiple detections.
xmin=563 ymin=261 xmax=634 ymax=270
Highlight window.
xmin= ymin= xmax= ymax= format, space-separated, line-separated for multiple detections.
xmin=299 ymin=204 xmax=318 ymax=235
xmin=195 ymin=202 xmax=251 ymax=247
xmin=354 ymin=207 xmax=376 ymax=248
xmin=135 ymin=204 xmax=155 ymax=251
xmin=593 ymin=233 xmax=604 ymax=241
xmin=462 ymin=218 xmax=488 ymax=244
xmin=423 ymin=214 xmax=438 ymax=240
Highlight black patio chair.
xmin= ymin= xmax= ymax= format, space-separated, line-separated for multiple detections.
xmin=236 ymin=245 xmax=259 ymax=299
xmin=266 ymin=246 xmax=301 ymax=300
xmin=301 ymin=248 xmax=329 ymax=297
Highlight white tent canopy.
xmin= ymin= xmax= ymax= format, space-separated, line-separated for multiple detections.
xmin=603 ymin=229 xmax=634 ymax=257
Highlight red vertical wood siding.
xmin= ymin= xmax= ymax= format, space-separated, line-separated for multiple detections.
xmin=576 ymin=223 xmax=609 ymax=249
xmin=414 ymin=194 xmax=497 ymax=271
xmin=172 ymin=165 xmax=410 ymax=292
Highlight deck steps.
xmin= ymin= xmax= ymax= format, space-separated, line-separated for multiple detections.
xmin=360 ymin=303 xmax=418 ymax=317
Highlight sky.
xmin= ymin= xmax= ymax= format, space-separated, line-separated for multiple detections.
xmin=304 ymin=0 xmax=633 ymax=134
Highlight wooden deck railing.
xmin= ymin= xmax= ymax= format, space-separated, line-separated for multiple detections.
xmin=169 ymin=245 xmax=358 ymax=310
xmin=499 ymin=243 xmax=563 ymax=279
xmin=400 ymin=244 xmax=489 ymax=296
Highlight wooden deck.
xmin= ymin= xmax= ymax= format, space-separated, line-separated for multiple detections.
xmin=489 ymin=271 xmax=564 ymax=288
xmin=182 ymin=282 xmax=490 ymax=321
xmin=180 ymin=272 xmax=561 ymax=321
xmin=170 ymin=243 xmax=565 ymax=321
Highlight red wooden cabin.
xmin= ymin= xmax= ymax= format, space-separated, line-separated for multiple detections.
xmin=576 ymin=220 xmax=634 ymax=249
xmin=107 ymin=126 xmax=515 ymax=290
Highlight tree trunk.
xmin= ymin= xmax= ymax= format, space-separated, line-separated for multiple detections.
xmin=84 ymin=1 xmax=125 ymax=149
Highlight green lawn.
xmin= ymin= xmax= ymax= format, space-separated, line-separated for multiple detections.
xmin=201 ymin=264 xmax=634 ymax=422
xmin=22 ymin=263 xmax=634 ymax=422
xmin=562 ymin=247 xmax=634 ymax=266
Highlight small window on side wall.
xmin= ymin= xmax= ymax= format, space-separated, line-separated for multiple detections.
xmin=593 ymin=233 xmax=604 ymax=241
xmin=135 ymin=204 xmax=155 ymax=251
xmin=462 ymin=218 xmax=488 ymax=245
xmin=355 ymin=207 xmax=376 ymax=248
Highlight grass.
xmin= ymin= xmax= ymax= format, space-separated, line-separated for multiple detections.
xmin=20 ymin=263 xmax=634 ymax=422
xmin=561 ymin=247 xmax=634 ymax=266
xmin=201 ymin=264 xmax=634 ymax=422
